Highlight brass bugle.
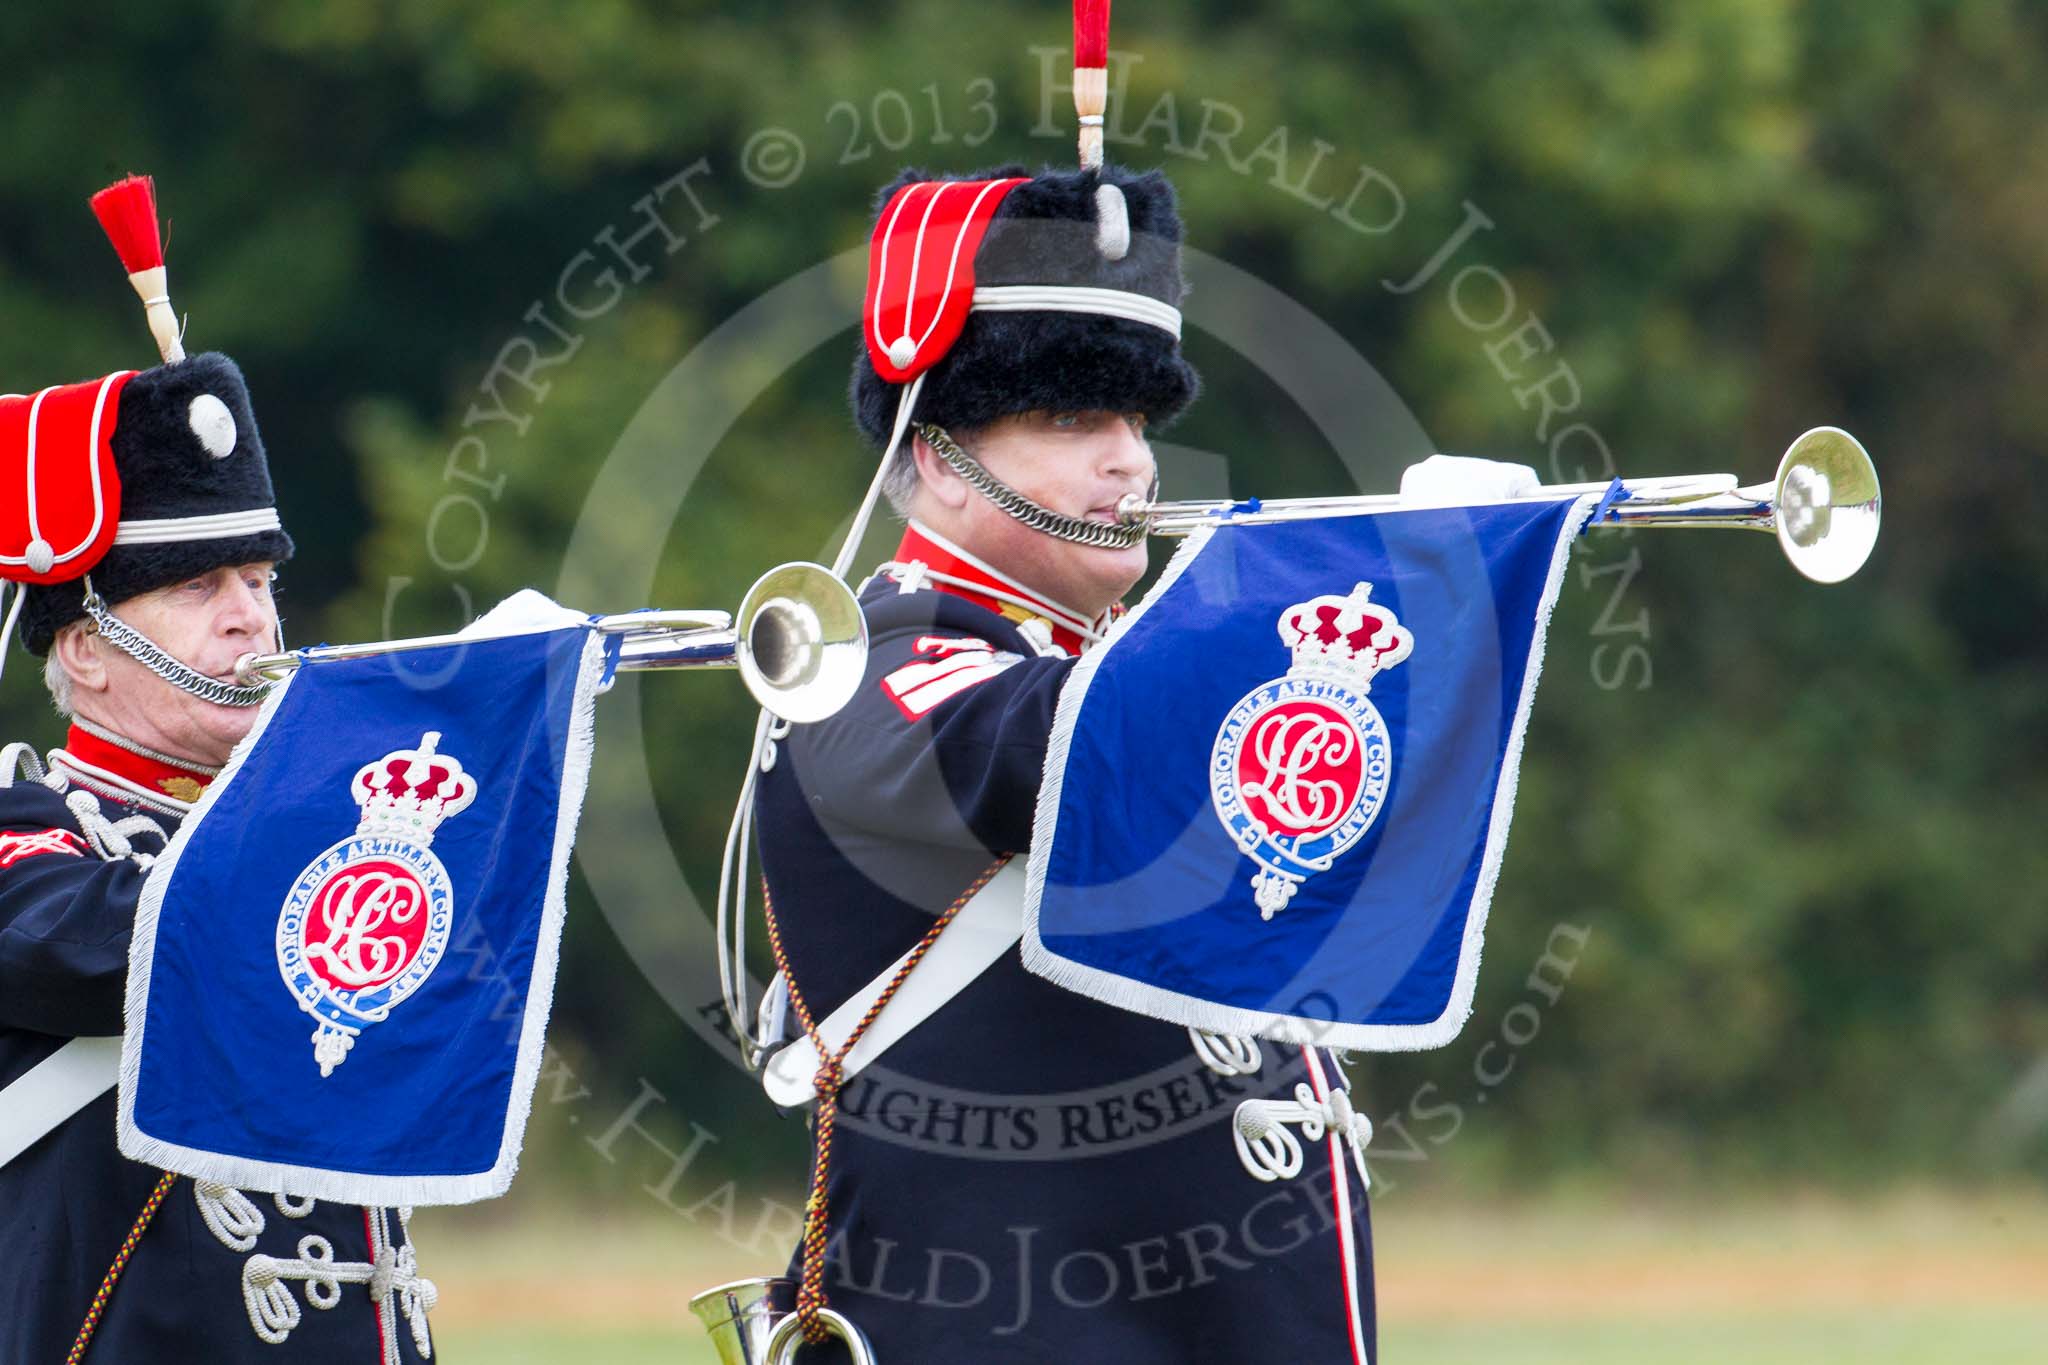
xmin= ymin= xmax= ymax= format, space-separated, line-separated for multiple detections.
xmin=233 ymin=561 xmax=869 ymax=724
xmin=1118 ymin=427 xmax=1881 ymax=584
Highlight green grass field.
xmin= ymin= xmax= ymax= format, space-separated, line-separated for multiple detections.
xmin=414 ymin=1188 xmax=2048 ymax=1363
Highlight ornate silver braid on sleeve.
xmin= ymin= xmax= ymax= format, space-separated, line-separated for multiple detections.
xmin=916 ymin=423 xmax=1151 ymax=550
xmin=84 ymin=589 xmax=273 ymax=708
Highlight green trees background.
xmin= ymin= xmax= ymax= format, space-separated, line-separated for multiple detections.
xmin=3 ymin=0 xmax=2041 ymax=1191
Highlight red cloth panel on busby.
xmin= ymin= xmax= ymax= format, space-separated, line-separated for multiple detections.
xmin=15 ymin=353 xmax=295 ymax=655
xmin=850 ymin=164 xmax=1199 ymax=448
xmin=863 ymin=177 xmax=1028 ymax=381
xmin=0 ymin=373 xmax=135 ymax=586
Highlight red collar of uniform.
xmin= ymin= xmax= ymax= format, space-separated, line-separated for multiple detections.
xmin=60 ymin=723 xmax=217 ymax=804
xmin=889 ymin=522 xmax=1109 ymax=657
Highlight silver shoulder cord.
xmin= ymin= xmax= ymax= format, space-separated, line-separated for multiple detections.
xmin=0 ymin=736 xmax=169 ymax=862
xmin=0 ymin=739 xmax=46 ymax=788
xmin=0 ymin=582 xmax=25 ymax=686
xmin=716 ymin=708 xmax=784 ymax=1071
xmin=715 ymin=375 xmax=926 ymax=1070
xmin=83 ymin=584 xmax=272 ymax=709
xmin=916 ymin=423 xmax=1153 ymax=550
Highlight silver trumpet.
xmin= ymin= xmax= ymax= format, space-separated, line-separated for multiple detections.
xmin=234 ymin=561 xmax=870 ymax=724
xmin=1118 ymin=427 xmax=1882 ymax=584
xmin=689 ymin=1278 xmax=877 ymax=1365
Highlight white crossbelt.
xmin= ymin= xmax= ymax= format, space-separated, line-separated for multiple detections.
xmin=762 ymin=858 xmax=1025 ymax=1108
xmin=0 ymin=1035 xmax=121 ymax=1167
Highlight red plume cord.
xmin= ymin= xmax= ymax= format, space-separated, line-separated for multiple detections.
xmin=1072 ymin=0 xmax=1113 ymax=168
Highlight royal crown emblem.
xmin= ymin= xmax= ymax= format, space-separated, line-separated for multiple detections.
xmin=1210 ymin=583 xmax=1414 ymax=918
xmin=276 ymin=732 xmax=475 ymax=1075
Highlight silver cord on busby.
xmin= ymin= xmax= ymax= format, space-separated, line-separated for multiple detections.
xmin=916 ymin=422 xmax=1150 ymax=550
xmin=81 ymin=580 xmax=273 ymax=708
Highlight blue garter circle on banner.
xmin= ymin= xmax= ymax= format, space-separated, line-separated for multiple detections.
xmin=1209 ymin=583 xmax=1413 ymax=920
xmin=116 ymin=609 xmax=607 ymax=1206
xmin=274 ymin=734 xmax=472 ymax=1077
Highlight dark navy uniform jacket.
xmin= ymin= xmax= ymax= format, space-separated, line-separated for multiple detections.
xmin=1 ymin=728 xmax=432 ymax=1364
xmin=756 ymin=523 xmax=1376 ymax=1364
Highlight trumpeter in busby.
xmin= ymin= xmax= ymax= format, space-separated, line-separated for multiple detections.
xmin=707 ymin=4 xmax=1379 ymax=1360
xmin=2 ymin=176 xmax=292 ymax=700
xmin=0 ymin=177 xmax=436 ymax=1362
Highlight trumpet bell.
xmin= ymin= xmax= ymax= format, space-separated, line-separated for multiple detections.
xmin=735 ymin=562 xmax=870 ymax=724
xmin=689 ymin=1277 xmax=790 ymax=1365
xmin=687 ymin=1277 xmax=878 ymax=1365
xmin=1773 ymin=426 xmax=1880 ymax=584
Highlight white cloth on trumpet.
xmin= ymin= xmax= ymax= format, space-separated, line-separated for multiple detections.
xmin=457 ymin=588 xmax=588 ymax=638
xmin=1400 ymin=452 xmax=1541 ymax=505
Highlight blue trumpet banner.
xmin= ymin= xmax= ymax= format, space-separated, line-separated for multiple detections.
xmin=1022 ymin=497 xmax=1594 ymax=1051
xmin=117 ymin=623 xmax=607 ymax=1204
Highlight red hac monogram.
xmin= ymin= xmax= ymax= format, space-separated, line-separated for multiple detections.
xmin=303 ymin=858 xmax=430 ymax=992
xmin=1237 ymin=702 xmax=1365 ymax=838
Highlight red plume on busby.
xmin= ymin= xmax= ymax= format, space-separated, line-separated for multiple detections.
xmin=823 ymin=0 xmax=1190 ymax=580
xmin=848 ymin=0 xmax=1192 ymax=453
xmin=90 ymin=174 xmax=185 ymax=365
xmin=1073 ymin=0 xmax=1112 ymax=168
xmin=89 ymin=175 xmax=164 ymax=273
xmin=1070 ymin=1 xmax=1130 ymax=257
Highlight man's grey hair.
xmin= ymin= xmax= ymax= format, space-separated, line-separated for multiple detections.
xmin=43 ymin=638 xmax=75 ymax=719
xmin=880 ymin=441 xmax=921 ymax=517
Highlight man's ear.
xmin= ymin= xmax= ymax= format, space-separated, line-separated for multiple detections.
xmin=52 ymin=621 xmax=110 ymax=696
xmin=909 ymin=433 xmax=972 ymax=511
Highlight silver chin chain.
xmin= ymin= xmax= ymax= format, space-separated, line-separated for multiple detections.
xmin=82 ymin=589 xmax=273 ymax=709
xmin=916 ymin=423 xmax=1153 ymax=551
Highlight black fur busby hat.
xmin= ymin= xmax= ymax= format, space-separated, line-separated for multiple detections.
xmin=0 ymin=176 xmax=293 ymax=657
xmin=851 ymin=162 xmax=1200 ymax=447
xmin=13 ymin=353 xmax=294 ymax=654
